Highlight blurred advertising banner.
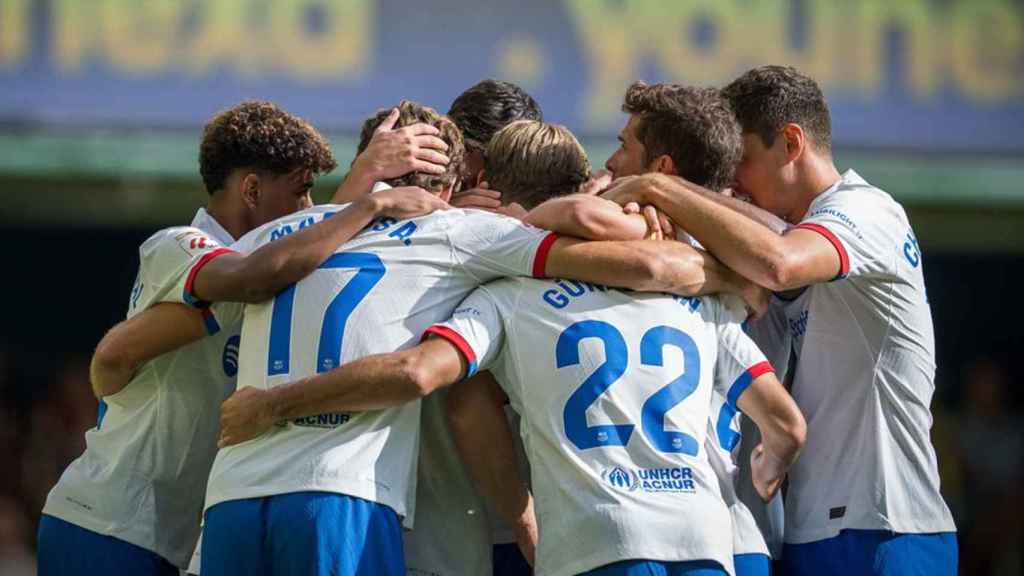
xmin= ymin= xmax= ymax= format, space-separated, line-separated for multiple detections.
xmin=0 ymin=0 xmax=1022 ymax=153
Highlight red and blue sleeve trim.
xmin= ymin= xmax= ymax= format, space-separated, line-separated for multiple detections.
xmin=200 ymin=308 xmax=221 ymax=336
xmin=183 ymin=247 xmax=235 ymax=308
xmin=796 ymin=223 xmax=849 ymax=280
xmin=726 ymin=361 xmax=774 ymax=410
xmin=421 ymin=325 xmax=478 ymax=379
xmin=532 ymin=233 xmax=559 ymax=278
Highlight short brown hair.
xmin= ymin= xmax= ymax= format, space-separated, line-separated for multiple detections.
xmin=622 ymin=83 xmax=741 ymax=192
xmin=722 ymin=65 xmax=832 ymax=153
xmin=199 ymin=101 xmax=336 ymax=195
xmin=484 ymin=121 xmax=590 ymax=210
xmin=357 ymin=100 xmax=465 ymax=192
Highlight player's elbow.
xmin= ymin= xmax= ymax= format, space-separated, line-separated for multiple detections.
xmin=565 ymin=197 xmax=612 ymax=240
xmin=762 ymin=249 xmax=800 ymax=292
xmin=775 ymin=409 xmax=807 ymax=461
xmin=90 ymin=334 xmax=137 ymax=397
xmin=397 ymin=353 xmax=442 ymax=400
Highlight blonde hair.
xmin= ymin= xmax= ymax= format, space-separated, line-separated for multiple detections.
xmin=484 ymin=120 xmax=590 ymax=209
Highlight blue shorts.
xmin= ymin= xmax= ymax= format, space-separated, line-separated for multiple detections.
xmin=201 ymin=491 xmax=405 ymax=576
xmin=734 ymin=553 xmax=771 ymax=576
xmin=780 ymin=530 xmax=957 ymax=576
xmin=493 ymin=542 xmax=531 ymax=576
xmin=37 ymin=514 xmax=178 ymax=576
xmin=584 ymin=559 xmax=727 ymax=576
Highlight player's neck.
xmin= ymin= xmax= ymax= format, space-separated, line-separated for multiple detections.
xmin=787 ymin=155 xmax=842 ymax=223
xmin=204 ymin=196 xmax=250 ymax=241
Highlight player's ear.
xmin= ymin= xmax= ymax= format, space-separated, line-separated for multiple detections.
xmin=781 ymin=123 xmax=805 ymax=164
xmin=439 ymin=180 xmax=457 ymax=204
xmin=241 ymin=173 xmax=261 ymax=209
xmin=649 ymin=154 xmax=677 ymax=177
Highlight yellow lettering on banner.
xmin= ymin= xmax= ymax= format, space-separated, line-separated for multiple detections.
xmin=269 ymin=0 xmax=371 ymax=81
xmin=950 ymin=0 xmax=1022 ymax=100
xmin=186 ymin=0 xmax=263 ymax=76
xmin=564 ymin=0 xmax=645 ymax=129
xmin=648 ymin=0 xmax=744 ymax=85
xmin=0 ymin=0 xmax=29 ymax=68
xmin=101 ymin=0 xmax=182 ymax=73
xmin=53 ymin=0 xmax=98 ymax=70
xmin=850 ymin=0 xmax=937 ymax=98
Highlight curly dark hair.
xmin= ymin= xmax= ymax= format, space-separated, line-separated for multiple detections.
xmin=721 ymin=65 xmax=832 ymax=153
xmin=448 ymin=79 xmax=542 ymax=153
xmin=622 ymin=82 xmax=741 ymax=192
xmin=485 ymin=120 xmax=590 ymax=209
xmin=356 ymin=100 xmax=465 ymax=191
xmin=199 ymin=101 xmax=337 ymax=195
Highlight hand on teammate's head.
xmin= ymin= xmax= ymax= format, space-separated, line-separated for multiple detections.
xmin=450 ymin=181 xmax=503 ymax=211
xmin=353 ymin=108 xmax=451 ymax=182
xmin=579 ymin=169 xmax=614 ymax=196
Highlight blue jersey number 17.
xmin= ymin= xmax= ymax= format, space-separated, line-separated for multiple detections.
xmin=267 ymin=252 xmax=385 ymax=376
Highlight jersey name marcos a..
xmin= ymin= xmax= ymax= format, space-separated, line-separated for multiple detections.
xmin=42 ymin=209 xmax=240 ymax=568
xmin=430 ymin=279 xmax=774 ymax=576
xmin=203 ymin=205 xmax=554 ymax=526
xmin=783 ymin=170 xmax=956 ymax=543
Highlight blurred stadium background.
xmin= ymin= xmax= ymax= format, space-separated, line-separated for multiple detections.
xmin=1 ymin=1 xmax=1022 ymax=574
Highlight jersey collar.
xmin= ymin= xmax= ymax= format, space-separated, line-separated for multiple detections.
xmin=191 ymin=207 xmax=236 ymax=245
xmin=805 ymin=169 xmax=865 ymax=216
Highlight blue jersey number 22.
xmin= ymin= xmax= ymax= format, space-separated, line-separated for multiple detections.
xmin=267 ymin=253 xmax=384 ymax=376
xmin=558 ymin=320 xmax=701 ymax=455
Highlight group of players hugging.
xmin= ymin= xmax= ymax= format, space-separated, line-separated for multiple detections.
xmin=36 ymin=65 xmax=957 ymax=576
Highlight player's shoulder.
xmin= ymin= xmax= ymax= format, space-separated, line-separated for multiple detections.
xmin=814 ymin=171 xmax=899 ymax=215
xmin=139 ymin=225 xmax=212 ymax=260
xmin=443 ymin=207 xmax=535 ymax=230
xmin=693 ymin=293 xmax=746 ymax=325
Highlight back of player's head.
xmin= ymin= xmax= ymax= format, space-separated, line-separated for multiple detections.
xmin=484 ymin=120 xmax=590 ymax=209
xmin=357 ymin=100 xmax=465 ymax=192
xmin=622 ymin=82 xmax=742 ymax=192
xmin=448 ymin=80 xmax=543 ymax=154
xmin=199 ymin=100 xmax=337 ymax=195
xmin=722 ymin=65 xmax=832 ymax=154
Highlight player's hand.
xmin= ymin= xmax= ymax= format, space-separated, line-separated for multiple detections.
xmin=750 ymin=443 xmax=787 ymax=502
xmin=350 ymin=108 xmax=450 ymax=181
xmin=450 ymin=181 xmax=503 ymax=211
xmin=219 ymin=387 xmax=276 ymax=448
xmin=579 ymin=168 xmax=614 ymax=196
xmin=599 ymin=173 xmax=661 ymax=207
xmin=738 ymin=279 xmax=771 ymax=321
xmin=366 ymin=186 xmax=450 ymax=219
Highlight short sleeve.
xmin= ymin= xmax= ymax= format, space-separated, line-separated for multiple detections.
xmin=132 ymin=226 xmax=236 ymax=313
xmin=796 ymin=187 xmax=902 ymax=280
xmin=713 ymin=302 xmax=774 ymax=412
xmin=422 ymin=286 xmax=507 ymax=379
xmin=446 ymin=210 xmax=558 ymax=282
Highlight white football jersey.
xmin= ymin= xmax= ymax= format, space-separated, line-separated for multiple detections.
xmin=42 ymin=209 xmax=241 ymax=568
xmin=783 ymin=170 xmax=956 ymax=544
xmin=430 ymin=279 xmax=775 ymax=576
xmin=203 ymin=205 xmax=554 ymax=529
xmin=702 ymin=297 xmax=772 ymax=560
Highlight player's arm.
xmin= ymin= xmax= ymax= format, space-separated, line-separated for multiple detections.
xmin=736 ymin=372 xmax=807 ymax=501
xmin=331 ymin=108 xmax=450 ymax=204
xmin=218 ymin=336 xmax=469 ymax=447
xmin=601 ymin=174 xmax=837 ymax=291
xmin=543 ymin=238 xmax=770 ymax=317
xmin=446 ymin=373 xmax=537 ymax=566
xmin=523 ymin=194 xmax=654 ymax=241
xmin=192 ymin=187 xmax=447 ymax=304
xmin=90 ymin=303 xmax=207 ymax=398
